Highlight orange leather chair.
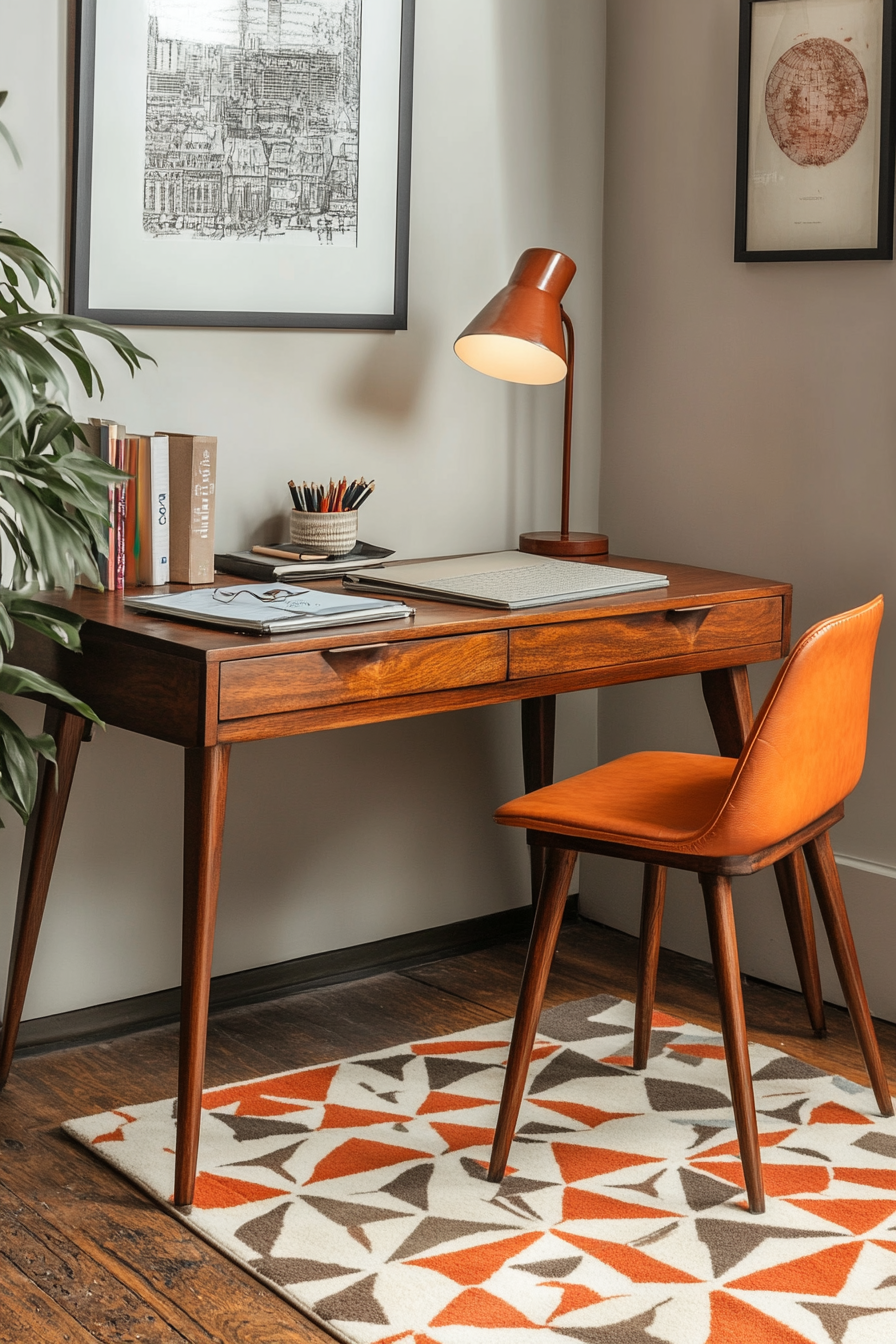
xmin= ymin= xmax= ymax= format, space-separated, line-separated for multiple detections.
xmin=489 ymin=597 xmax=892 ymax=1213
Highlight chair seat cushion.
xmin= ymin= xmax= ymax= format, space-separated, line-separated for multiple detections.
xmin=495 ymin=752 xmax=737 ymax=850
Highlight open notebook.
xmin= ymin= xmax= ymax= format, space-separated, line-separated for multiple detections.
xmin=344 ymin=550 xmax=669 ymax=610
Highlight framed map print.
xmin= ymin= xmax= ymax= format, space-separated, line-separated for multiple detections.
xmin=68 ymin=0 xmax=415 ymax=327
xmin=735 ymin=0 xmax=896 ymax=260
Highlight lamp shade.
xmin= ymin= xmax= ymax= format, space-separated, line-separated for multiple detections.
xmin=454 ymin=248 xmax=576 ymax=386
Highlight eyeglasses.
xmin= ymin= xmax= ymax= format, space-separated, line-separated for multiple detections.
xmin=213 ymin=587 xmax=300 ymax=605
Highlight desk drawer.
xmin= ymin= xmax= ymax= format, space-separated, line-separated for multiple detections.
xmin=218 ymin=631 xmax=508 ymax=719
xmin=509 ymin=596 xmax=782 ymax=679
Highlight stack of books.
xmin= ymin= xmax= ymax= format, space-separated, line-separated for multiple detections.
xmin=80 ymin=423 xmax=217 ymax=589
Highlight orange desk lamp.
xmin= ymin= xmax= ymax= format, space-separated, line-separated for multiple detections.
xmin=454 ymin=247 xmax=607 ymax=558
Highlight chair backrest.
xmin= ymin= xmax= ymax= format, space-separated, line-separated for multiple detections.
xmin=697 ymin=596 xmax=883 ymax=856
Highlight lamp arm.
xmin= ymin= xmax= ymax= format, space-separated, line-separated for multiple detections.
xmin=560 ymin=306 xmax=574 ymax=540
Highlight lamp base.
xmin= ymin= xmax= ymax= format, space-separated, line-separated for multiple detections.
xmin=519 ymin=530 xmax=609 ymax=558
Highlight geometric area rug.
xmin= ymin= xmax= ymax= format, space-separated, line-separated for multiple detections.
xmin=64 ymin=995 xmax=896 ymax=1344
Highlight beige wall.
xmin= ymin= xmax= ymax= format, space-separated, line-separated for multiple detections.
xmin=0 ymin=0 xmax=606 ymax=1019
xmin=581 ymin=0 xmax=896 ymax=1020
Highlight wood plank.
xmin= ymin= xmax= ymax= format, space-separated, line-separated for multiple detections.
xmin=0 ymin=1179 xmax=189 ymax=1343
xmin=0 ymin=1248 xmax=103 ymax=1344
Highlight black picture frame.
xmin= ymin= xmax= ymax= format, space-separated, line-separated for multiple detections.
xmin=68 ymin=0 xmax=415 ymax=328
xmin=735 ymin=0 xmax=896 ymax=262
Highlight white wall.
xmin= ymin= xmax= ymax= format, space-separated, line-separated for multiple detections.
xmin=582 ymin=0 xmax=896 ymax=1021
xmin=0 ymin=0 xmax=606 ymax=1018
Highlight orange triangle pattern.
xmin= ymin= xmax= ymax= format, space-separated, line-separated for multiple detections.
xmin=304 ymin=1137 xmax=432 ymax=1185
xmin=91 ymin=1110 xmax=137 ymax=1145
xmin=530 ymin=1098 xmax=638 ymax=1128
xmin=726 ymin=1240 xmax=863 ymax=1294
xmin=202 ymin=1065 xmax=337 ymax=1115
xmin=651 ymin=1010 xmax=685 ymax=1027
xmin=554 ymin=1230 xmax=700 ymax=1283
xmin=671 ymin=1044 xmax=726 ymax=1059
xmin=430 ymin=1122 xmax=495 ymax=1153
xmin=429 ymin=1288 xmax=535 ymax=1329
xmin=407 ymin=1232 xmax=542 ymax=1285
xmin=544 ymin=1282 xmax=612 ymax=1322
xmin=705 ymin=1290 xmax=814 ymax=1343
xmin=784 ymin=1196 xmax=896 ymax=1235
xmin=562 ymin=1186 xmax=681 ymax=1222
xmin=698 ymin=1129 xmax=794 ymax=1158
xmin=552 ymin=1142 xmax=661 ymax=1184
xmin=530 ymin=1044 xmax=560 ymax=1060
xmin=690 ymin=1160 xmax=829 ymax=1197
xmin=808 ymin=1101 xmax=870 ymax=1125
xmin=416 ymin=1092 xmax=493 ymax=1116
xmin=320 ymin=1104 xmax=412 ymax=1129
xmin=189 ymin=1171 xmax=289 ymax=1209
xmin=410 ymin=1041 xmax=508 ymax=1056
xmin=602 ymin=1055 xmax=634 ymax=1067
xmin=833 ymin=1166 xmax=896 ymax=1190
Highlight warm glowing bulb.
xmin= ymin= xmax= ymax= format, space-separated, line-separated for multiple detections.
xmin=454 ymin=334 xmax=567 ymax=385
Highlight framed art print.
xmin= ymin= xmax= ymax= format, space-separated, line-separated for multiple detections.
xmin=735 ymin=0 xmax=896 ymax=261
xmin=69 ymin=0 xmax=415 ymax=327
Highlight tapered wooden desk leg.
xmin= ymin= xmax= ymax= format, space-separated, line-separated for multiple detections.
xmin=521 ymin=696 xmax=556 ymax=903
xmin=174 ymin=744 xmax=231 ymax=1211
xmin=633 ymin=864 xmax=667 ymax=1070
xmin=774 ymin=852 xmax=826 ymax=1037
xmin=701 ymin=666 xmax=753 ymax=758
xmin=700 ymin=873 xmax=765 ymax=1214
xmin=804 ymin=832 xmax=893 ymax=1116
xmin=702 ymin=666 xmax=826 ymax=1037
xmin=0 ymin=709 xmax=85 ymax=1085
xmin=488 ymin=847 xmax=576 ymax=1182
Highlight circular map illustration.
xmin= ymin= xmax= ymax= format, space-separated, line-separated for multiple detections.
xmin=765 ymin=37 xmax=868 ymax=167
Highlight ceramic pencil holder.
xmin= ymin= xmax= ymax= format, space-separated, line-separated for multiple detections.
xmin=289 ymin=508 xmax=358 ymax=557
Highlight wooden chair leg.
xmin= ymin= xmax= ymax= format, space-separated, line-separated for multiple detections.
xmin=633 ymin=864 xmax=667 ymax=1069
xmin=0 ymin=709 xmax=86 ymax=1085
xmin=174 ymin=743 xmax=231 ymax=1210
xmin=488 ymin=846 xmax=577 ymax=1182
xmin=699 ymin=873 xmax=765 ymax=1214
xmin=804 ymin=832 xmax=893 ymax=1117
xmin=521 ymin=696 xmax=556 ymax=903
xmin=774 ymin=850 xmax=827 ymax=1037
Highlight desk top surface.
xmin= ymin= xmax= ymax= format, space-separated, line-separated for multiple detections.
xmin=50 ymin=554 xmax=791 ymax=664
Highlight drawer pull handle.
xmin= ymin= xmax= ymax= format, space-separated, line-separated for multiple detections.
xmin=325 ymin=643 xmax=390 ymax=655
xmin=670 ymin=605 xmax=714 ymax=614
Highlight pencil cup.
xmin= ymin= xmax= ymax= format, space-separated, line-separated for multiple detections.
xmin=289 ymin=508 xmax=358 ymax=557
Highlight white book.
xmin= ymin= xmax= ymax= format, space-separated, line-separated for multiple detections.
xmin=150 ymin=434 xmax=170 ymax=586
xmin=124 ymin=583 xmax=414 ymax=636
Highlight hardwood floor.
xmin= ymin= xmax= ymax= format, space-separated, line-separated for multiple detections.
xmin=0 ymin=916 xmax=893 ymax=1342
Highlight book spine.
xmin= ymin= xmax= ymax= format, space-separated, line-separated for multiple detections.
xmin=115 ymin=435 xmax=127 ymax=591
xmin=150 ymin=434 xmax=170 ymax=586
xmin=77 ymin=422 xmax=106 ymax=589
xmin=136 ymin=436 xmax=152 ymax=586
xmin=124 ymin=436 xmax=138 ymax=588
xmin=167 ymin=435 xmax=217 ymax=584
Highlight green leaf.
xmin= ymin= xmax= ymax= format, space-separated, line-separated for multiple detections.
xmin=6 ymin=597 xmax=85 ymax=651
xmin=0 ymin=121 xmax=22 ymax=169
xmin=0 ymin=707 xmax=41 ymax=821
xmin=0 ymin=664 xmax=101 ymax=725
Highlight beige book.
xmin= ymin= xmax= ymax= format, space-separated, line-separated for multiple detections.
xmin=165 ymin=435 xmax=217 ymax=585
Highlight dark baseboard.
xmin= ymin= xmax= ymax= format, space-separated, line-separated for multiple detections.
xmin=13 ymin=894 xmax=579 ymax=1058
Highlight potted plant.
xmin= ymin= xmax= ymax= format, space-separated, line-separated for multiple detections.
xmin=0 ymin=91 xmax=149 ymax=825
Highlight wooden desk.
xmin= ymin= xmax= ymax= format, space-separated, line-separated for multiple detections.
xmin=0 ymin=556 xmax=791 ymax=1207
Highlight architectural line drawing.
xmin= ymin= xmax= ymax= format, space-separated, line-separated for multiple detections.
xmin=144 ymin=0 xmax=361 ymax=243
xmin=765 ymin=37 xmax=869 ymax=167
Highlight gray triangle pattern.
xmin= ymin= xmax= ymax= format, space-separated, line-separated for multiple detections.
xmin=528 ymin=1049 xmax=624 ymax=1095
xmin=694 ymin=1218 xmax=844 ymax=1278
xmin=557 ymin=1302 xmax=669 ymax=1342
xmin=799 ymin=1302 xmax=895 ymax=1344
xmin=645 ymin=1078 xmax=730 ymax=1111
xmin=512 ymin=1255 xmax=583 ymax=1278
xmin=678 ymin=1166 xmax=740 ymax=1211
xmin=387 ymin=1216 xmax=516 ymax=1262
xmin=536 ymin=996 xmax=625 ymax=1041
xmin=211 ymin=1113 xmax=312 ymax=1142
xmin=423 ymin=1057 xmax=494 ymax=1091
xmin=301 ymin=1195 xmax=412 ymax=1229
xmin=314 ymin=1273 xmax=389 ymax=1324
xmin=361 ymin=1054 xmax=415 ymax=1081
xmin=376 ymin=1162 xmax=434 ymax=1210
xmin=223 ymin=1139 xmax=305 ymax=1183
xmin=855 ymin=1131 xmax=896 ymax=1160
